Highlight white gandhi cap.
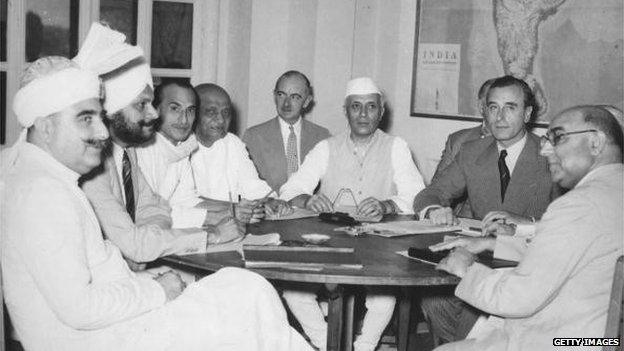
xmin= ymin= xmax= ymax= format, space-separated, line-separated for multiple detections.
xmin=345 ymin=77 xmax=381 ymax=98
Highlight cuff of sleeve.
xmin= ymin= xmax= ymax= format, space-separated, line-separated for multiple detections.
xmin=514 ymin=223 xmax=536 ymax=238
xmin=455 ymin=262 xmax=495 ymax=302
xmin=171 ymin=206 xmax=206 ymax=228
xmin=493 ymin=236 xmax=528 ymax=261
xmin=171 ymin=230 xmax=209 ymax=255
xmin=136 ymin=275 xmax=167 ymax=308
xmin=418 ymin=205 xmax=442 ymax=220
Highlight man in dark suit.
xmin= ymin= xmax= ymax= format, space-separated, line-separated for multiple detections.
xmin=431 ymin=78 xmax=495 ymax=218
xmin=414 ymin=75 xmax=558 ymax=344
xmin=243 ymin=71 xmax=330 ymax=193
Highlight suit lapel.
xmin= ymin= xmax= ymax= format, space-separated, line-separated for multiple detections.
xmin=300 ymin=119 xmax=315 ymax=159
xmin=474 ymin=139 xmax=503 ymax=209
xmin=503 ymin=134 xmax=540 ymax=213
xmin=267 ymin=117 xmax=288 ymax=184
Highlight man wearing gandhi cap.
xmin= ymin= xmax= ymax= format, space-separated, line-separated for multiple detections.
xmin=279 ymin=77 xmax=426 ymax=351
xmin=1 ymin=24 xmax=312 ymax=351
xmin=80 ymin=32 xmax=242 ymax=270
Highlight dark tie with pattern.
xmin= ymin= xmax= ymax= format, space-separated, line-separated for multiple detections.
xmin=286 ymin=125 xmax=298 ymax=176
xmin=498 ymin=149 xmax=510 ymax=202
xmin=122 ymin=150 xmax=136 ymax=222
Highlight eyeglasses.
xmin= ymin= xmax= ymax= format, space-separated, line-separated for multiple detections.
xmin=332 ymin=188 xmax=358 ymax=207
xmin=540 ymin=129 xmax=597 ymax=147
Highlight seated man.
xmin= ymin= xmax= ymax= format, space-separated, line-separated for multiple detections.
xmin=431 ymin=78 xmax=494 ymax=218
xmin=79 ymin=28 xmax=240 ymax=267
xmin=279 ymin=77 xmax=426 ymax=351
xmin=432 ymin=105 xmax=623 ymax=351
xmin=1 ymin=55 xmax=312 ymax=351
xmin=243 ymin=70 xmax=330 ymax=193
xmin=414 ymin=75 xmax=558 ymax=343
xmin=184 ymin=83 xmax=288 ymax=220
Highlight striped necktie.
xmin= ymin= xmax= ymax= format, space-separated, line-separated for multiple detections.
xmin=286 ymin=124 xmax=298 ymax=176
xmin=122 ymin=150 xmax=136 ymax=222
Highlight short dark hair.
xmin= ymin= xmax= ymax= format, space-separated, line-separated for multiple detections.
xmin=274 ymin=70 xmax=312 ymax=96
xmin=152 ymin=78 xmax=197 ymax=108
xmin=487 ymin=75 xmax=536 ymax=113
xmin=579 ymin=105 xmax=624 ymax=156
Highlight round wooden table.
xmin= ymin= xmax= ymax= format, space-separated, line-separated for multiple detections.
xmin=162 ymin=215 xmax=459 ymax=351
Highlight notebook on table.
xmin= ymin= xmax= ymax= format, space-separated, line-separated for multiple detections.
xmin=243 ymin=245 xmax=363 ymax=270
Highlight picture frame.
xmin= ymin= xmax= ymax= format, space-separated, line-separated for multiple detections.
xmin=410 ymin=0 xmax=623 ymax=125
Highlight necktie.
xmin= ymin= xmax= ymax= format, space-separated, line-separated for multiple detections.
xmin=286 ymin=125 xmax=298 ymax=176
xmin=122 ymin=150 xmax=136 ymax=222
xmin=498 ymin=149 xmax=510 ymax=202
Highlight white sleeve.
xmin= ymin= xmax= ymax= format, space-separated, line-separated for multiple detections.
xmin=279 ymin=140 xmax=330 ymax=201
xmin=234 ymin=139 xmax=273 ymax=200
xmin=390 ymin=137 xmax=426 ymax=214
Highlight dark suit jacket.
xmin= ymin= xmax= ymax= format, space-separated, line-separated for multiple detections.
xmin=414 ymin=133 xmax=556 ymax=220
xmin=243 ymin=117 xmax=330 ymax=192
xmin=431 ymin=125 xmax=485 ymax=218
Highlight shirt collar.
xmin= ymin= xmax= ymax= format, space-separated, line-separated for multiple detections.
xmin=496 ymin=133 xmax=527 ymax=156
xmin=155 ymin=132 xmax=198 ymax=161
xmin=278 ymin=116 xmax=302 ymax=135
xmin=576 ymin=163 xmax=624 ymax=188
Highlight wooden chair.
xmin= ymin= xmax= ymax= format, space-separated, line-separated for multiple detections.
xmin=603 ymin=255 xmax=623 ymax=351
xmin=1 ymin=261 xmax=5 ymax=351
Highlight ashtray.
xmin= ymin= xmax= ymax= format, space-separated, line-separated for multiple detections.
xmin=301 ymin=234 xmax=331 ymax=245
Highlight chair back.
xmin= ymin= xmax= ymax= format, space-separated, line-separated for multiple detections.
xmin=603 ymin=255 xmax=623 ymax=351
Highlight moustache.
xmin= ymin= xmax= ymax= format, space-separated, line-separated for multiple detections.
xmin=138 ymin=119 xmax=158 ymax=127
xmin=84 ymin=138 xmax=110 ymax=149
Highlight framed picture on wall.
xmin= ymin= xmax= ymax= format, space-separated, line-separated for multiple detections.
xmin=410 ymin=0 xmax=624 ymax=124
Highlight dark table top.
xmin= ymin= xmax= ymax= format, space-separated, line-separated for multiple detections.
xmin=162 ymin=215 xmax=460 ymax=286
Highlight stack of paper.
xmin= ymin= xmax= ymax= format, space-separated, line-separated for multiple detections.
xmin=360 ymin=219 xmax=461 ymax=237
xmin=243 ymin=246 xmax=363 ymax=270
xmin=265 ymin=207 xmax=318 ymax=221
xmin=203 ymin=233 xmax=281 ymax=254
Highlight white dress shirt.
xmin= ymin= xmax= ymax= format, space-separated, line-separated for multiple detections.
xmin=278 ymin=116 xmax=302 ymax=165
xmin=188 ymin=133 xmax=273 ymax=201
xmin=279 ymin=131 xmax=425 ymax=213
xmin=496 ymin=133 xmax=527 ymax=175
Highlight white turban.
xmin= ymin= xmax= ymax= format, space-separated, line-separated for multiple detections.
xmin=73 ymin=22 xmax=151 ymax=114
xmin=345 ymin=77 xmax=381 ymax=98
xmin=103 ymin=61 xmax=153 ymax=114
xmin=12 ymin=65 xmax=101 ymax=128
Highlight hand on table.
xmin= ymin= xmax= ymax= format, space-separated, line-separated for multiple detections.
xmin=264 ymin=198 xmax=294 ymax=217
xmin=435 ymin=247 xmax=476 ymax=278
xmin=430 ymin=236 xmax=495 ymax=254
xmin=356 ymin=197 xmax=385 ymax=218
xmin=154 ymin=270 xmax=186 ymax=301
xmin=428 ymin=207 xmax=458 ymax=225
xmin=305 ymin=193 xmax=334 ymax=213
xmin=209 ymin=216 xmax=244 ymax=244
xmin=483 ymin=222 xmax=516 ymax=237
xmin=235 ymin=199 xmax=264 ymax=223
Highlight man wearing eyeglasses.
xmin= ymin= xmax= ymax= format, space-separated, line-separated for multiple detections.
xmin=278 ymin=77 xmax=426 ymax=351
xmin=243 ymin=71 xmax=331 ymax=193
xmin=429 ymin=105 xmax=623 ymax=351
xmin=414 ymin=75 xmax=558 ymax=344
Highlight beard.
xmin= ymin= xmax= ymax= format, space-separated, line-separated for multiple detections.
xmin=109 ymin=111 xmax=156 ymax=146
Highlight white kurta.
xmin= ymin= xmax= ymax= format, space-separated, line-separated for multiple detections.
xmin=136 ymin=133 xmax=206 ymax=228
xmin=188 ymin=133 xmax=273 ymax=201
xmin=0 ymin=143 xmax=311 ymax=351
xmin=279 ymin=130 xmax=425 ymax=213
xmin=442 ymin=164 xmax=624 ymax=351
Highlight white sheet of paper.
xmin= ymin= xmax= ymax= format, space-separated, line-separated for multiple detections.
xmin=203 ymin=233 xmax=281 ymax=254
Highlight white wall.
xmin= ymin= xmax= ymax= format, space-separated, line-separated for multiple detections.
xmin=218 ymin=0 xmax=480 ymax=182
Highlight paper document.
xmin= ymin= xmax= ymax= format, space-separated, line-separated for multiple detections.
xmin=203 ymin=233 xmax=281 ymax=254
xmin=265 ymin=207 xmax=318 ymax=221
xmin=457 ymin=217 xmax=484 ymax=237
xmin=361 ymin=219 xmax=461 ymax=237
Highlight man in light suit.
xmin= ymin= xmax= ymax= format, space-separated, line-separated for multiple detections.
xmin=431 ymin=78 xmax=495 ymax=218
xmin=433 ymin=105 xmax=623 ymax=351
xmin=415 ymin=75 xmax=557 ymax=343
xmin=243 ymin=70 xmax=330 ymax=193
xmin=81 ymin=58 xmax=241 ymax=269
